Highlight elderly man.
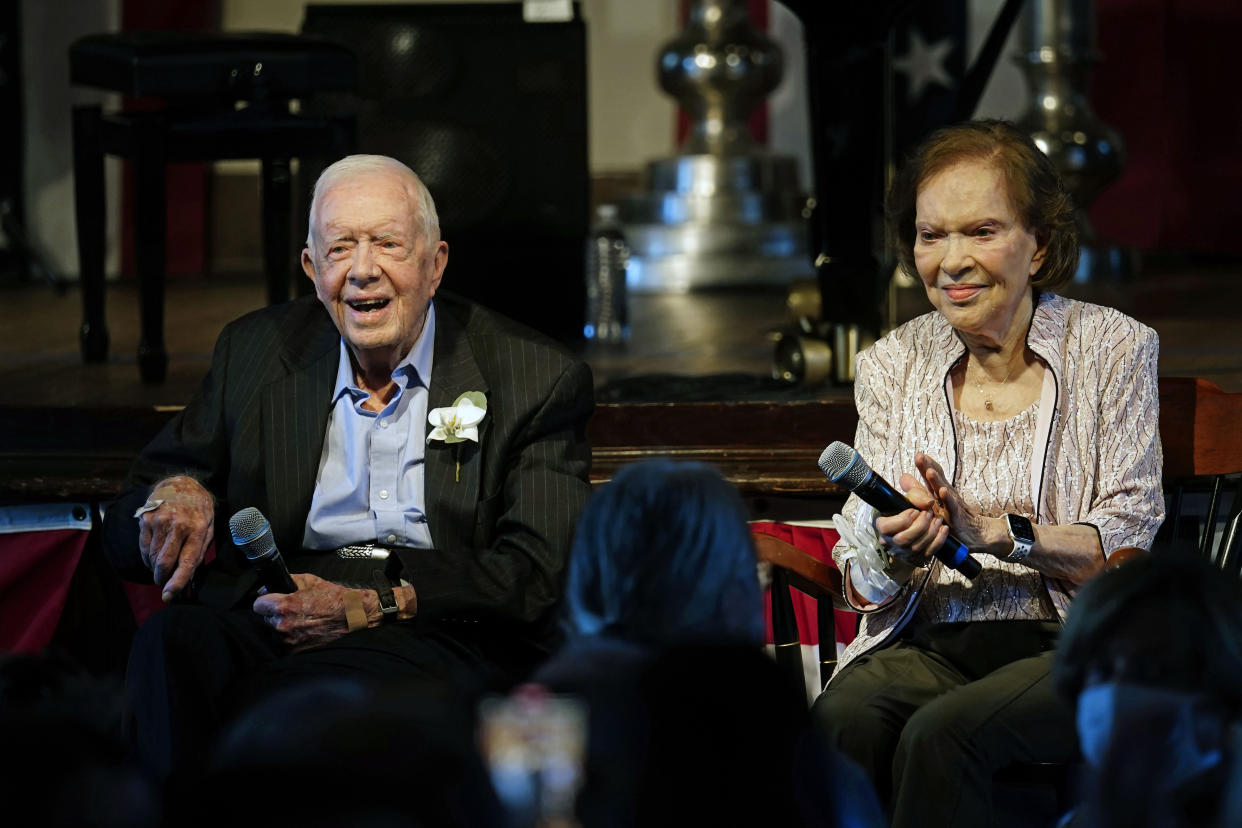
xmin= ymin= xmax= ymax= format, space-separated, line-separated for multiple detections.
xmin=103 ymin=155 xmax=594 ymax=778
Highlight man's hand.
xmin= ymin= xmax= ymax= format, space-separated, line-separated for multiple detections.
xmin=252 ymin=573 xmax=360 ymax=651
xmin=138 ymin=475 xmax=214 ymax=602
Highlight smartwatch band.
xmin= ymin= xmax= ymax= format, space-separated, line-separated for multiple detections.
xmin=1004 ymin=514 xmax=1036 ymax=563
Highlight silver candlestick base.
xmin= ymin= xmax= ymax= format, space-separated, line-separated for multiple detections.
xmin=621 ymin=154 xmax=812 ymax=292
xmin=619 ymin=0 xmax=813 ymax=293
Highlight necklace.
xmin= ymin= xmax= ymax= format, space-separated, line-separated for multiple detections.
xmin=970 ymin=358 xmax=1022 ymax=411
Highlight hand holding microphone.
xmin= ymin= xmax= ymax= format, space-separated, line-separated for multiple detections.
xmin=819 ymin=442 xmax=983 ymax=580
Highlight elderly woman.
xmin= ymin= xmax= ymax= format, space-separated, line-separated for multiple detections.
xmin=810 ymin=120 xmax=1164 ymax=827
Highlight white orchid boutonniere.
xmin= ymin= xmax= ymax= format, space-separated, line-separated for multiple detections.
xmin=427 ymin=392 xmax=487 ymax=482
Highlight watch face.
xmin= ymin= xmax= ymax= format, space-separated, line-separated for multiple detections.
xmin=1007 ymin=514 xmax=1035 ymax=543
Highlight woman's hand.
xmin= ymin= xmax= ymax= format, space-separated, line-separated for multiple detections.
xmin=912 ymin=452 xmax=1010 ymax=555
xmin=873 ymin=461 xmax=951 ymax=570
xmin=873 ymin=452 xmax=1108 ymax=584
xmin=873 ymin=451 xmax=1011 ymax=569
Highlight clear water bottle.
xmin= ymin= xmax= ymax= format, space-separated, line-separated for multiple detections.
xmin=584 ymin=204 xmax=630 ymax=344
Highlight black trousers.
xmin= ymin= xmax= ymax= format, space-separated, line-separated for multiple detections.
xmin=127 ymin=604 xmax=542 ymax=781
xmin=810 ymin=620 xmax=1076 ymax=828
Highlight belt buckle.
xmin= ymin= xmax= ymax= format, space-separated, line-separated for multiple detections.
xmin=335 ymin=543 xmax=391 ymax=561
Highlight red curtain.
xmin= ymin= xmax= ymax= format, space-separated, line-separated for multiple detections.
xmin=1089 ymin=0 xmax=1242 ymax=253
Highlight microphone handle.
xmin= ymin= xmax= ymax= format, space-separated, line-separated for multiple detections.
xmin=252 ymin=551 xmax=298 ymax=594
xmin=854 ymin=472 xmax=983 ymax=580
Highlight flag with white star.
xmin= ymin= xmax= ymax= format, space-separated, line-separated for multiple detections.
xmin=893 ymin=3 xmax=967 ymax=157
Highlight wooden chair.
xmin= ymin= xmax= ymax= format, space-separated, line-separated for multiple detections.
xmin=753 ymin=530 xmax=846 ymax=705
xmin=1157 ymin=377 xmax=1242 ymax=574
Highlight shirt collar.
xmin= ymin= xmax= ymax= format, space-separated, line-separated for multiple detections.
xmin=330 ymin=300 xmax=437 ymax=403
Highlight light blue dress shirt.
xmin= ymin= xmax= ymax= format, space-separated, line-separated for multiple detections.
xmin=302 ymin=303 xmax=436 ymax=550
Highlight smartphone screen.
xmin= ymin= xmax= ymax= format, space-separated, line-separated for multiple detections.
xmin=478 ymin=686 xmax=587 ymax=828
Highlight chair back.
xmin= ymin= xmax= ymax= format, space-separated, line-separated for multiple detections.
xmin=1158 ymin=378 xmax=1242 ymax=574
xmin=752 ymin=525 xmax=850 ymax=704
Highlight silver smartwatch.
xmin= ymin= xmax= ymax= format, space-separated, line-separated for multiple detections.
xmin=1003 ymin=514 xmax=1036 ymax=563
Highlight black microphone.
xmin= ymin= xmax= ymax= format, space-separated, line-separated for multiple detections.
xmin=229 ymin=507 xmax=298 ymax=594
xmin=818 ymin=441 xmax=982 ymax=580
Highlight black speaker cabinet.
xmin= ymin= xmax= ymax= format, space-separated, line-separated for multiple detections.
xmin=302 ymin=3 xmax=588 ymax=343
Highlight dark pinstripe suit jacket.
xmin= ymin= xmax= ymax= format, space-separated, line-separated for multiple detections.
xmin=104 ymin=293 xmax=594 ymax=628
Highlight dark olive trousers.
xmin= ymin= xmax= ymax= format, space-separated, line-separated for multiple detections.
xmin=810 ymin=620 xmax=1077 ymax=828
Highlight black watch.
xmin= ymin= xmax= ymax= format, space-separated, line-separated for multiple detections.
xmin=372 ymin=571 xmax=399 ymax=622
xmin=1003 ymin=514 xmax=1036 ymax=563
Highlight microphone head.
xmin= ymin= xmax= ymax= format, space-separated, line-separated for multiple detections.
xmin=818 ymin=441 xmax=871 ymax=489
xmin=229 ymin=507 xmax=275 ymax=561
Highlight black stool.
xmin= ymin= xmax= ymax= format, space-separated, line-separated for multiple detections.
xmin=70 ymin=32 xmax=356 ymax=382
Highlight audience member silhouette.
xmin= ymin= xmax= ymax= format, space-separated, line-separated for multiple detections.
xmin=560 ymin=458 xmax=765 ymax=650
xmin=185 ymin=675 xmax=505 ymax=828
xmin=531 ymin=459 xmax=883 ymax=827
xmin=0 ymin=650 xmax=160 ymax=828
xmin=530 ymin=460 xmax=761 ymax=826
xmin=1054 ymin=552 xmax=1242 ymax=827
xmin=636 ymin=642 xmax=885 ymax=828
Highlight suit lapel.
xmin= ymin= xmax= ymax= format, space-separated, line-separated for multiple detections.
xmin=426 ymin=301 xmax=489 ymax=550
xmin=263 ymin=314 xmax=339 ymax=552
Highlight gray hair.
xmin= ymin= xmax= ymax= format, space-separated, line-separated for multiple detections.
xmin=305 ymin=154 xmax=440 ymax=248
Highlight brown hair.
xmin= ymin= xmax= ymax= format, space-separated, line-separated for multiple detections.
xmin=886 ymin=120 xmax=1078 ymax=292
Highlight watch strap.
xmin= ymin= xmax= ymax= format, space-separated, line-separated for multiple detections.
xmin=372 ymin=570 xmax=399 ymax=621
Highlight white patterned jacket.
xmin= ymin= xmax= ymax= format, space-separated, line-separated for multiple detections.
xmin=830 ymin=292 xmax=1164 ymax=678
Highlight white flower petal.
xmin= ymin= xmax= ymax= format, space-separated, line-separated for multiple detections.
xmin=428 ymin=395 xmax=486 ymax=445
xmin=457 ymin=407 xmax=485 ymax=428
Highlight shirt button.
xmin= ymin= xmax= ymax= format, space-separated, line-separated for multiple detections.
xmin=379 ymin=420 xmax=389 ymax=429
xmin=387 ymin=534 xmax=397 ymax=543
xmin=379 ymin=489 xmax=390 ymax=500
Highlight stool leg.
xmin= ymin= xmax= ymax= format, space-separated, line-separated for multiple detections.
xmin=74 ymin=105 xmax=109 ymax=362
xmin=261 ymin=157 xmax=292 ymax=305
xmin=133 ymin=119 xmax=168 ymax=384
